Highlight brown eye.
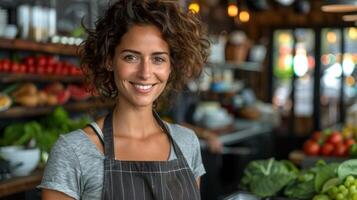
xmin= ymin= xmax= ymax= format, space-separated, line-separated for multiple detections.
xmin=152 ymin=56 xmax=166 ymax=64
xmin=123 ymin=54 xmax=139 ymax=63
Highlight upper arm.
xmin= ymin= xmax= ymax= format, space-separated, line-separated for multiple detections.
xmin=38 ymin=136 xmax=81 ymax=199
xmin=190 ymin=131 xmax=206 ymax=178
xmin=42 ymin=189 xmax=74 ymax=200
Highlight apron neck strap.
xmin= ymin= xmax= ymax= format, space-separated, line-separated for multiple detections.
xmin=103 ymin=111 xmax=115 ymax=158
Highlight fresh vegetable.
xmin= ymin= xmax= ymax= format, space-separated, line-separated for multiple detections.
xmin=0 ymin=107 xmax=90 ymax=162
xmin=304 ymin=129 xmax=356 ymax=157
xmin=312 ymin=194 xmax=331 ymax=200
xmin=284 ymin=161 xmax=339 ymax=200
xmin=321 ymin=143 xmax=334 ymax=156
xmin=312 ymin=159 xmax=357 ymax=200
xmin=304 ymin=140 xmax=320 ymax=156
xmin=240 ymin=158 xmax=298 ymax=197
xmin=327 ymin=133 xmax=343 ymax=145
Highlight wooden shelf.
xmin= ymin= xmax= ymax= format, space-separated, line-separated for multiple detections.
xmin=0 ymin=100 xmax=115 ymax=119
xmin=0 ymin=74 xmax=83 ymax=83
xmin=0 ymin=38 xmax=78 ymax=56
xmin=0 ymin=170 xmax=42 ymax=198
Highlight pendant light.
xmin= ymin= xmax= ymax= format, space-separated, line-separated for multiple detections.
xmin=188 ymin=1 xmax=200 ymax=14
xmin=227 ymin=0 xmax=239 ymax=17
xmin=321 ymin=0 xmax=357 ymax=12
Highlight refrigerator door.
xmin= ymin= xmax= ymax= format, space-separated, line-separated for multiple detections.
xmin=272 ymin=30 xmax=294 ymax=135
xmin=320 ymin=28 xmax=342 ymax=129
xmin=343 ymin=27 xmax=357 ymax=128
xmin=293 ymin=29 xmax=315 ymax=136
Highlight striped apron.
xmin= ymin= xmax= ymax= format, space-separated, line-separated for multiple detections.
xmin=96 ymin=111 xmax=201 ymax=200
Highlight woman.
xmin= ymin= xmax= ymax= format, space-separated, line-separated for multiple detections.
xmin=38 ymin=0 xmax=210 ymax=199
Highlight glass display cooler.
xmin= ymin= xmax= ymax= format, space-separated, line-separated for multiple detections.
xmin=269 ymin=26 xmax=357 ymax=154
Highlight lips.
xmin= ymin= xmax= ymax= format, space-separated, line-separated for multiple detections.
xmin=130 ymin=82 xmax=157 ymax=93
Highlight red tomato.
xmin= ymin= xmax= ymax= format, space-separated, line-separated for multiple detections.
xmin=0 ymin=60 xmax=3 ymax=72
xmin=46 ymin=64 xmax=55 ymax=75
xmin=10 ymin=62 xmax=20 ymax=73
xmin=46 ymin=56 xmax=56 ymax=65
xmin=333 ymin=143 xmax=348 ymax=157
xmin=23 ymin=57 xmax=35 ymax=66
xmin=19 ymin=63 xmax=27 ymax=73
xmin=2 ymin=59 xmax=11 ymax=72
xmin=37 ymin=56 xmax=47 ymax=66
xmin=70 ymin=66 xmax=82 ymax=76
xmin=304 ymin=140 xmax=320 ymax=156
xmin=53 ymin=63 xmax=62 ymax=75
xmin=60 ymin=66 xmax=69 ymax=76
xmin=320 ymin=143 xmax=334 ymax=156
xmin=345 ymin=138 xmax=355 ymax=149
xmin=36 ymin=65 xmax=46 ymax=75
xmin=327 ymin=132 xmax=343 ymax=145
xmin=27 ymin=65 xmax=36 ymax=74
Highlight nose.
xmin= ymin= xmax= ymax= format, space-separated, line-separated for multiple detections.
xmin=138 ymin=58 xmax=152 ymax=79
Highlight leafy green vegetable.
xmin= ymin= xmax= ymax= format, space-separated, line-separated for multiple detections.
xmin=0 ymin=106 xmax=90 ymax=154
xmin=337 ymin=159 xmax=357 ymax=181
xmin=314 ymin=162 xmax=339 ymax=192
xmin=284 ymin=161 xmax=339 ymax=199
xmin=312 ymin=194 xmax=331 ymax=200
xmin=284 ymin=171 xmax=316 ymax=199
xmin=321 ymin=178 xmax=340 ymax=193
xmin=0 ymin=123 xmax=25 ymax=146
xmin=240 ymin=158 xmax=298 ymax=197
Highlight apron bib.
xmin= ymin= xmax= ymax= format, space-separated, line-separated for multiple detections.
xmin=99 ymin=111 xmax=201 ymax=200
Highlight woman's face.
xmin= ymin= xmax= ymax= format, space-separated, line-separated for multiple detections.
xmin=111 ymin=25 xmax=171 ymax=108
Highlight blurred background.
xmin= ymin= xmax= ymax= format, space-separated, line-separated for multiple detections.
xmin=0 ymin=0 xmax=356 ymax=199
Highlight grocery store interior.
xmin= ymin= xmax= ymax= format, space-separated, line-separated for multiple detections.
xmin=0 ymin=0 xmax=356 ymax=199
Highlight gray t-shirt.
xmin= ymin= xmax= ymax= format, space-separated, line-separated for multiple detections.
xmin=38 ymin=122 xmax=205 ymax=200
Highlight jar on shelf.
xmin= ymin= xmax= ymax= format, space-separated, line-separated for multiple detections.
xmin=225 ymin=30 xmax=251 ymax=63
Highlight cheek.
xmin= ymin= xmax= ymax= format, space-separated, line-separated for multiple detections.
xmin=158 ymin=66 xmax=171 ymax=82
xmin=114 ymin=65 xmax=134 ymax=80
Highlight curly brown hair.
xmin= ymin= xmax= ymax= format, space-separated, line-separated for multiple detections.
xmin=79 ymin=0 xmax=210 ymax=104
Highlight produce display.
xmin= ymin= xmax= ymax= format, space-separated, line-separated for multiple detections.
xmin=0 ymin=93 xmax=11 ymax=111
xmin=0 ymin=56 xmax=82 ymax=76
xmin=0 ymin=82 xmax=91 ymax=110
xmin=0 ymin=107 xmax=90 ymax=163
xmin=240 ymin=158 xmax=357 ymax=200
xmin=303 ymin=129 xmax=356 ymax=157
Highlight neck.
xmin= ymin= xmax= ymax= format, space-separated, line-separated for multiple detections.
xmin=112 ymin=101 xmax=160 ymax=139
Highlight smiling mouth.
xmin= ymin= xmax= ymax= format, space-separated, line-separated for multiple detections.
xmin=130 ymin=82 xmax=157 ymax=91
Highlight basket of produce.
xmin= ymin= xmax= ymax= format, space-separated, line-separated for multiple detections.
xmin=235 ymin=158 xmax=357 ymax=200
xmin=301 ymin=128 xmax=357 ymax=168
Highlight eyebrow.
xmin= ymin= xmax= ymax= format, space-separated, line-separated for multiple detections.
xmin=120 ymin=49 xmax=169 ymax=56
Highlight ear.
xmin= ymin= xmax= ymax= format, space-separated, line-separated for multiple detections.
xmin=105 ymin=59 xmax=114 ymax=71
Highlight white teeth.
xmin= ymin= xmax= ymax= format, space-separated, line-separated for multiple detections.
xmin=133 ymin=84 xmax=153 ymax=90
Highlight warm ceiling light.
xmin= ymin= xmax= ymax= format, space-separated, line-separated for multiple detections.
xmin=227 ymin=4 xmax=239 ymax=17
xmin=343 ymin=14 xmax=357 ymax=21
xmin=348 ymin=27 xmax=357 ymax=39
xmin=326 ymin=31 xmax=337 ymax=43
xmin=321 ymin=0 xmax=357 ymax=12
xmin=239 ymin=11 xmax=250 ymax=22
xmin=188 ymin=2 xmax=200 ymax=13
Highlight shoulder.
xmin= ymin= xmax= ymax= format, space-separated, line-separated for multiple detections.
xmin=164 ymin=122 xmax=201 ymax=158
xmin=165 ymin=122 xmax=199 ymax=145
xmin=164 ymin=121 xmax=206 ymax=178
xmin=52 ymin=130 xmax=88 ymax=152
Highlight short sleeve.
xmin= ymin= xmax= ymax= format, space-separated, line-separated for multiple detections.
xmin=37 ymin=136 xmax=81 ymax=200
xmin=191 ymin=132 xmax=206 ymax=178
